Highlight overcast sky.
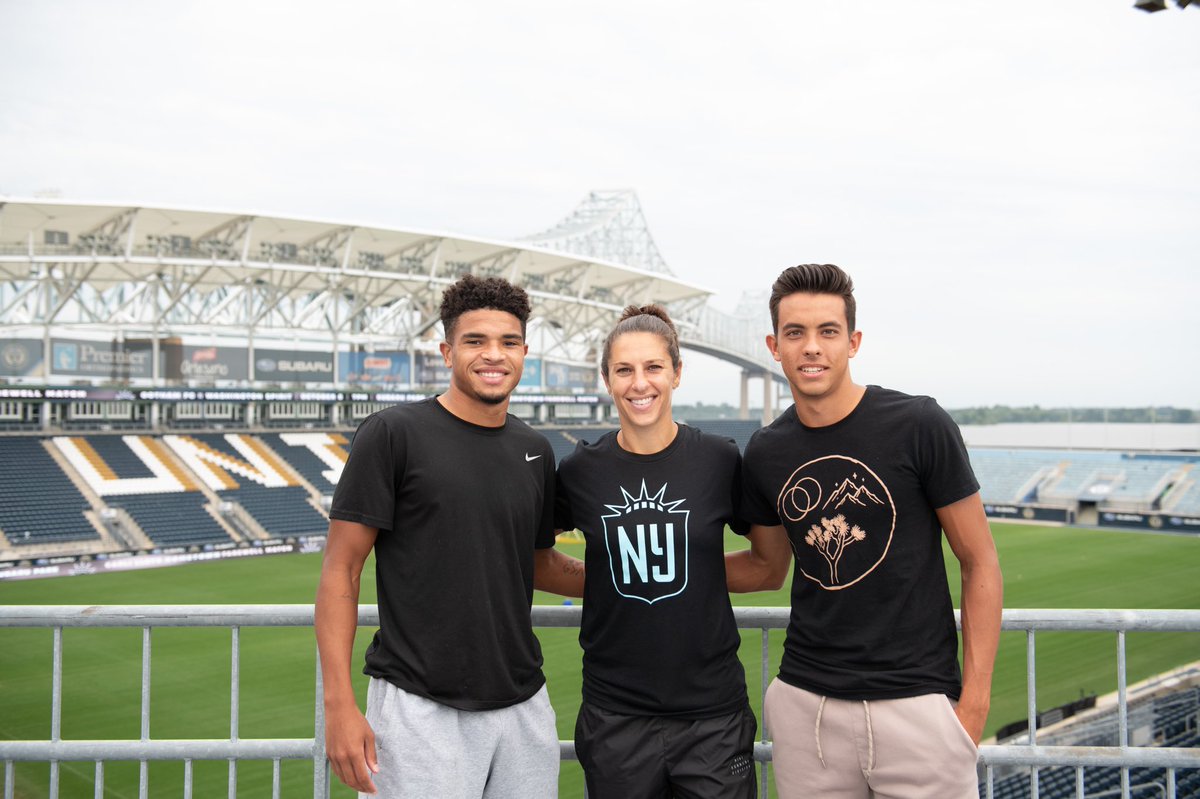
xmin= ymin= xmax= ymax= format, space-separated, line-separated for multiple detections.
xmin=2 ymin=1 xmax=1197 ymax=409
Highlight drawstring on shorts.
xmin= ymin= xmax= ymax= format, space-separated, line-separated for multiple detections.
xmin=813 ymin=695 xmax=877 ymax=776
xmin=814 ymin=695 xmax=827 ymax=768
xmin=862 ymin=700 xmax=876 ymax=776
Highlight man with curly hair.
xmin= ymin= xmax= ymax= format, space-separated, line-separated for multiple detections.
xmin=316 ymin=274 xmax=583 ymax=797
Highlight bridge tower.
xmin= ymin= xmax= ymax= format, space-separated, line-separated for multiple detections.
xmin=524 ymin=191 xmax=786 ymax=424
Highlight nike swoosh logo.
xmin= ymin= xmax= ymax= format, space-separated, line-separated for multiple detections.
xmin=525 ymin=453 xmax=542 ymax=462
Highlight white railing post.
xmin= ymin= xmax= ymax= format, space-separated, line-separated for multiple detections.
xmin=50 ymin=626 xmax=62 ymax=799
xmin=229 ymin=625 xmax=240 ymax=799
xmin=139 ymin=625 xmax=151 ymax=799
xmin=313 ymin=649 xmax=328 ymax=799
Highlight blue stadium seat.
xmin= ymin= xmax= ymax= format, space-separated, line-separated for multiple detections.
xmin=106 ymin=492 xmax=231 ymax=547
xmin=0 ymin=438 xmax=98 ymax=546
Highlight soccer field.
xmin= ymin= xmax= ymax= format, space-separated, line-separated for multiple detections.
xmin=1 ymin=522 xmax=1198 ymax=798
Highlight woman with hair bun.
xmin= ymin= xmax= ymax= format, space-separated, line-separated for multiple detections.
xmin=555 ymin=304 xmax=788 ymax=798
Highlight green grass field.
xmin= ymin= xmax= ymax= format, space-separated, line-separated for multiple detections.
xmin=1 ymin=522 xmax=1198 ymax=798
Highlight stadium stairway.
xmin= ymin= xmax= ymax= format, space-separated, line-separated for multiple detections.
xmin=1167 ymin=478 xmax=1200 ymax=516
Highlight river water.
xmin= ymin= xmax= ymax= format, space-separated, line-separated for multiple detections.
xmin=958 ymin=423 xmax=1200 ymax=452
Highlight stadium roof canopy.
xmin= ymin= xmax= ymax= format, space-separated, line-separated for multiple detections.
xmin=0 ymin=199 xmax=716 ymax=363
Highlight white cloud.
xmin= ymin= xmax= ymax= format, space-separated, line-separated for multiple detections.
xmin=1 ymin=0 xmax=1197 ymax=408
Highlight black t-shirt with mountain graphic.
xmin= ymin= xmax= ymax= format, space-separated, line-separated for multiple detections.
xmin=742 ymin=386 xmax=979 ymax=701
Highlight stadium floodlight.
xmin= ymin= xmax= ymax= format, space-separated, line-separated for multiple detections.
xmin=1136 ymin=0 xmax=1197 ymax=9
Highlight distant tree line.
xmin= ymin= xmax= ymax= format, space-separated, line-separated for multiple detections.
xmin=946 ymin=406 xmax=1196 ymax=425
xmin=675 ymin=402 xmax=742 ymax=421
xmin=675 ymin=403 xmax=1197 ymax=424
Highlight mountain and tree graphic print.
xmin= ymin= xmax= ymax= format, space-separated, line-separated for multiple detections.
xmin=776 ymin=455 xmax=896 ymax=590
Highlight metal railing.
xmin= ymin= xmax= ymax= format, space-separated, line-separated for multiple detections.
xmin=1 ymin=606 xmax=1198 ymax=799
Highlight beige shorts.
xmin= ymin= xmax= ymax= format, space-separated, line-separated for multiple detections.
xmin=764 ymin=678 xmax=980 ymax=799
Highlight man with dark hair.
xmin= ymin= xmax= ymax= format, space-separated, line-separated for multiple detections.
xmin=315 ymin=273 xmax=582 ymax=797
xmin=738 ymin=264 xmax=1003 ymax=798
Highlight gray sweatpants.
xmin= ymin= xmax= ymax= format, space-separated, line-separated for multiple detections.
xmin=364 ymin=677 xmax=559 ymax=799
xmin=764 ymin=679 xmax=980 ymax=798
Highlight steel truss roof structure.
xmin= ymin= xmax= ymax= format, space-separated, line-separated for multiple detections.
xmin=0 ymin=195 xmax=784 ymax=382
xmin=521 ymin=189 xmax=674 ymax=275
xmin=524 ymin=191 xmax=786 ymax=378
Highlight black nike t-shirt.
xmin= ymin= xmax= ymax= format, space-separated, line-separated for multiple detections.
xmin=330 ymin=397 xmax=556 ymax=710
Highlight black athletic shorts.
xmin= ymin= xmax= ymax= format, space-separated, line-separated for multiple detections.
xmin=574 ymin=701 xmax=758 ymax=799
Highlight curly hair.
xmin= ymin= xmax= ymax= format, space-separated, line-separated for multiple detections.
xmin=768 ymin=264 xmax=856 ymax=333
xmin=600 ymin=303 xmax=681 ymax=378
xmin=439 ymin=274 xmax=532 ymax=340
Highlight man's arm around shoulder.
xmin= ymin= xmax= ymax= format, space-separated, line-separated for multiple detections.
xmin=315 ymin=519 xmax=380 ymax=794
xmin=938 ymin=492 xmax=1003 ymax=745
xmin=726 ymin=524 xmax=792 ymax=592
xmin=533 ymin=541 xmax=585 ymax=597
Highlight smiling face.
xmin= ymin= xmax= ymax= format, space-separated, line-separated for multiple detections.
xmin=767 ymin=291 xmax=862 ymax=416
xmin=603 ymin=331 xmax=680 ymax=441
xmin=439 ymin=308 xmax=527 ymax=417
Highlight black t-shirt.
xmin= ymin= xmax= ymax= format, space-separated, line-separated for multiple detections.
xmin=329 ymin=397 xmax=557 ymax=711
xmin=741 ymin=386 xmax=980 ymax=701
xmin=555 ymin=424 xmax=750 ymax=718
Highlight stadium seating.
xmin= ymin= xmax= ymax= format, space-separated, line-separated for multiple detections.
xmin=1106 ymin=460 xmax=1179 ymax=505
xmin=218 ymin=484 xmax=328 ymax=537
xmin=104 ymin=492 xmax=231 ymax=547
xmin=683 ymin=419 xmax=762 ymax=452
xmin=968 ymin=450 xmax=1062 ymax=503
xmin=987 ymin=762 xmax=1199 ymax=799
xmin=1038 ymin=451 xmax=1127 ymax=501
xmin=4 ymin=430 xmax=1200 ymax=559
xmin=258 ymin=432 xmax=344 ymax=494
xmin=978 ymin=450 xmax=1188 ymax=510
xmin=1168 ymin=482 xmax=1200 ymax=516
xmin=82 ymin=434 xmax=156 ymax=478
xmin=0 ymin=438 xmax=99 ymax=546
xmin=540 ymin=427 xmax=589 ymax=463
xmin=983 ymin=686 xmax=1199 ymax=799
xmin=181 ymin=433 xmax=330 ymax=538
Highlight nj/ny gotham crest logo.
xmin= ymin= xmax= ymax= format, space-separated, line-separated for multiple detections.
xmin=777 ymin=455 xmax=896 ymax=591
xmin=2 ymin=343 xmax=30 ymax=370
xmin=602 ymin=481 xmax=689 ymax=604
